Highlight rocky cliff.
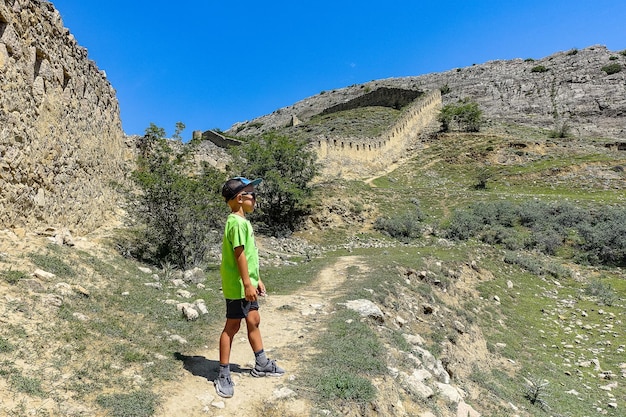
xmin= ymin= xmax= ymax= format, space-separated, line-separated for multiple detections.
xmin=230 ymin=45 xmax=626 ymax=140
xmin=0 ymin=0 xmax=130 ymax=234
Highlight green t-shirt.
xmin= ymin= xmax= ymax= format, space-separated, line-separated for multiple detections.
xmin=220 ymin=213 xmax=259 ymax=299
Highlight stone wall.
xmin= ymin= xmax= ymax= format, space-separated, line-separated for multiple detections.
xmin=0 ymin=0 xmax=131 ymax=234
xmin=315 ymin=90 xmax=442 ymax=174
xmin=320 ymin=87 xmax=423 ymax=116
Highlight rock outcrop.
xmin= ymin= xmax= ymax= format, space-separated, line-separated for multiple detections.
xmin=0 ymin=0 xmax=131 ymax=234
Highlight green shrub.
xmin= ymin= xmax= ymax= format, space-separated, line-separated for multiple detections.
xmin=10 ymin=374 xmax=46 ymax=397
xmin=531 ymin=65 xmax=548 ymax=73
xmin=548 ymin=121 xmax=570 ymax=138
xmin=438 ymin=98 xmax=483 ymax=132
xmin=374 ymin=207 xmax=425 ymax=241
xmin=601 ymin=63 xmax=622 ymax=75
xmin=446 ymin=201 xmax=626 ymax=267
xmin=314 ymin=369 xmax=376 ymax=402
xmin=585 ymin=279 xmax=618 ymax=306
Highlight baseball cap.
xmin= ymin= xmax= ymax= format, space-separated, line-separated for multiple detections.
xmin=222 ymin=177 xmax=262 ymax=201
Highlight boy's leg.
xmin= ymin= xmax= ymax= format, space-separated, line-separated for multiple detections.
xmin=215 ymin=318 xmax=240 ymax=398
xmin=246 ymin=311 xmax=285 ymax=378
xmin=219 ymin=318 xmax=241 ymax=365
xmin=245 ymin=309 xmax=263 ymax=352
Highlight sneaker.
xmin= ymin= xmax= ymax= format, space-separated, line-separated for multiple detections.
xmin=250 ymin=359 xmax=285 ymax=377
xmin=214 ymin=374 xmax=234 ymax=398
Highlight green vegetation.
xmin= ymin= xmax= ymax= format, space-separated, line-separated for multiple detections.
xmin=1 ymin=107 xmax=624 ymax=416
xmin=438 ymin=98 xmax=483 ymax=132
xmin=445 ymin=200 xmax=626 ymax=266
xmin=129 ymin=123 xmax=226 ymax=269
xmin=1 ymin=268 xmax=28 ymax=284
xmin=301 ymin=309 xmax=385 ymax=403
xmin=601 ymin=62 xmax=622 ymax=75
xmin=229 ymin=132 xmax=318 ymax=236
xmin=96 ymin=390 xmax=160 ymax=417
xmin=531 ymin=65 xmax=549 ymax=73
xmin=374 ymin=204 xmax=425 ymax=241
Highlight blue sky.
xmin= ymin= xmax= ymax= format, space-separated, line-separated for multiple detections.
xmin=50 ymin=0 xmax=625 ymax=139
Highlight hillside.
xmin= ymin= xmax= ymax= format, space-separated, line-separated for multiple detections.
xmin=1 ymin=15 xmax=625 ymax=416
xmin=230 ymin=45 xmax=626 ymax=141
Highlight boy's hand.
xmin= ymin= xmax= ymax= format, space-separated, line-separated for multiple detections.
xmin=257 ymin=279 xmax=267 ymax=297
xmin=244 ymin=284 xmax=257 ymax=301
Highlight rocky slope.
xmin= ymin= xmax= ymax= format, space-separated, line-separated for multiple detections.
xmin=230 ymin=45 xmax=626 ymax=140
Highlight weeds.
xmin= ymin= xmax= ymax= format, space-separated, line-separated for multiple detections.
xmin=523 ymin=375 xmax=550 ymax=410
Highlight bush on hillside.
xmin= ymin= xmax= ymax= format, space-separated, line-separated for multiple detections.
xmin=601 ymin=62 xmax=622 ymax=75
xmin=438 ymin=98 xmax=483 ymax=132
xmin=228 ymin=133 xmax=318 ymax=236
xmin=445 ymin=201 xmax=626 ymax=267
xmin=374 ymin=207 xmax=425 ymax=241
xmin=128 ymin=123 xmax=226 ymax=269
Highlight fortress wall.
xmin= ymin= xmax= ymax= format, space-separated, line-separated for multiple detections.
xmin=316 ymin=89 xmax=442 ymax=170
xmin=0 ymin=0 xmax=131 ymax=234
xmin=202 ymin=129 xmax=243 ymax=148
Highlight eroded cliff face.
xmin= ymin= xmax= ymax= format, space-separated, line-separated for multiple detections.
xmin=231 ymin=45 xmax=626 ymax=140
xmin=0 ymin=0 xmax=131 ymax=234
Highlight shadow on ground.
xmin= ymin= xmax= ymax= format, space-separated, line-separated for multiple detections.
xmin=174 ymin=352 xmax=250 ymax=381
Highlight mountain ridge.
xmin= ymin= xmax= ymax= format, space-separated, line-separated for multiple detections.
xmin=229 ymin=45 xmax=625 ymax=140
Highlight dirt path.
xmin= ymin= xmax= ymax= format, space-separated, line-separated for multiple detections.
xmin=155 ymin=256 xmax=365 ymax=417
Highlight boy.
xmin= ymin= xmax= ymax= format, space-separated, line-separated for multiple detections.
xmin=215 ymin=176 xmax=285 ymax=398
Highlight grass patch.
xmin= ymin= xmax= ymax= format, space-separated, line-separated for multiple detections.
xmin=96 ymin=390 xmax=160 ymax=417
xmin=1 ymin=268 xmax=28 ymax=284
xmin=300 ymin=308 xmax=385 ymax=404
xmin=29 ymin=247 xmax=76 ymax=277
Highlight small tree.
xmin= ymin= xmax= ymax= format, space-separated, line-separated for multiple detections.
xmin=438 ymin=99 xmax=483 ymax=132
xmin=129 ymin=123 xmax=226 ymax=269
xmin=229 ymin=133 xmax=318 ymax=236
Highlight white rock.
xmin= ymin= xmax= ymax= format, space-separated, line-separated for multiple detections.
xmin=168 ymin=334 xmax=187 ymax=344
xmin=435 ymin=382 xmax=464 ymax=403
xmin=343 ymin=299 xmax=384 ymax=323
xmin=72 ymin=312 xmax=89 ymax=321
xmin=33 ymin=269 xmax=55 ymax=280
xmin=177 ymin=289 xmax=192 ymax=299
xmin=403 ymin=333 xmax=425 ymax=346
xmin=272 ymin=387 xmax=296 ymax=399
xmin=182 ymin=305 xmax=199 ymax=321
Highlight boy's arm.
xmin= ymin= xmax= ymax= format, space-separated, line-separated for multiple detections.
xmin=234 ymin=245 xmax=257 ymax=301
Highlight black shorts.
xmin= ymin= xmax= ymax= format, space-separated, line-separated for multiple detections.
xmin=225 ymin=298 xmax=259 ymax=319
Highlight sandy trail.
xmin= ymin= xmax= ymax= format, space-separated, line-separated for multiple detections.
xmin=156 ymin=256 xmax=364 ymax=417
